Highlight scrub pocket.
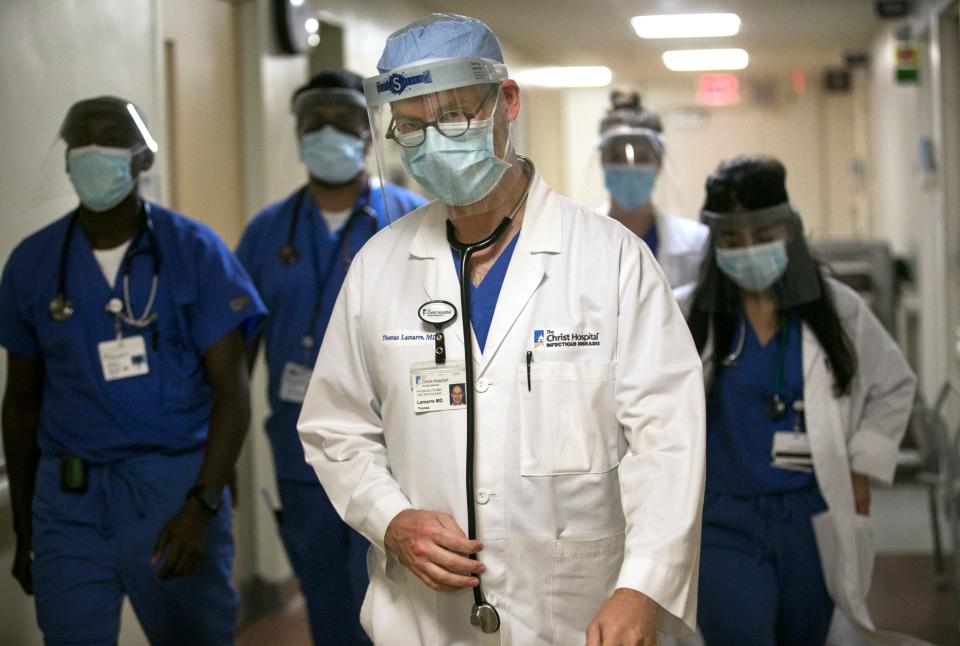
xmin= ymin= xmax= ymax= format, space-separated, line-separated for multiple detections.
xmin=160 ymin=337 xmax=206 ymax=411
xmin=517 ymin=360 xmax=618 ymax=476
xmin=550 ymin=532 xmax=624 ymax=641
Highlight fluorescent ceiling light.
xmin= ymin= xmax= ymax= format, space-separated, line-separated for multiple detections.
xmin=632 ymin=13 xmax=741 ymax=39
xmin=512 ymin=66 xmax=613 ymax=88
xmin=662 ymin=49 xmax=749 ymax=71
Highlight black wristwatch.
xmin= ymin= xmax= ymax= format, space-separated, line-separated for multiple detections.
xmin=186 ymin=484 xmax=224 ymax=514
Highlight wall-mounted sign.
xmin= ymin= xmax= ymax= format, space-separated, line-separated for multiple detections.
xmin=895 ymin=43 xmax=919 ymax=84
xmin=698 ymin=73 xmax=740 ymax=107
xmin=823 ymin=68 xmax=852 ymax=93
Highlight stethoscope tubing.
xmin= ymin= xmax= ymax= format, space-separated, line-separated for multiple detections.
xmin=51 ymin=206 xmax=161 ymax=327
xmin=443 ymin=156 xmax=534 ymax=632
xmin=280 ymin=184 xmax=378 ymax=350
xmin=448 ymin=216 xmax=514 ymax=613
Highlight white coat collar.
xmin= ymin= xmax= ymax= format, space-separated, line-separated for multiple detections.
xmin=408 ymin=172 xmax=561 ymax=259
xmin=655 ymin=211 xmax=701 ymax=258
xmin=595 ymin=203 xmax=697 ymax=259
xmin=406 ymin=172 xmax=559 ymax=373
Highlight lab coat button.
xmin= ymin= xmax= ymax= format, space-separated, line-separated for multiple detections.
xmin=475 ymin=378 xmax=490 ymax=393
xmin=475 ymin=489 xmax=491 ymax=504
xmin=486 ymin=592 xmax=498 ymax=605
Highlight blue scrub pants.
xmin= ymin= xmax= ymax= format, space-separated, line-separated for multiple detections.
xmin=276 ymin=478 xmax=371 ymax=645
xmin=697 ymin=486 xmax=834 ymax=646
xmin=31 ymin=450 xmax=238 ymax=646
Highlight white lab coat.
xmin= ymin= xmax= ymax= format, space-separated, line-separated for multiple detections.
xmin=597 ymin=203 xmax=708 ymax=288
xmin=299 ymin=173 xmax=706 ymax=645
xmin=678 ymin=279 xmax=927 ymax=646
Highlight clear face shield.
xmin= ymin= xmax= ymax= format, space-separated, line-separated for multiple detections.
xmin=595 ymin=127 xmax=680 ymax=213
xmin=34 ymin=97 xmax=159 ymax=214
xmin=291 ymin=88 xmax=371 ymax=185
xmin=364 ymin=57 xmax=529 ymax=226
xmin=699 ymin=202 xmax=822 ymax=308
xmin=702 ymin=202 xmax=795 ymax=248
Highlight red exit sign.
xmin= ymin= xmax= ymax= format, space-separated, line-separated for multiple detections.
xmin=698 ymin=73 xmax=740 ymax=106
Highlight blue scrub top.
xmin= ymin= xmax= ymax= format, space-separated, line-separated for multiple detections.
xmin=0 ymin=203 xmax=266 ymax=464
xmin=706 ymin=315 xmax=814 ymax=495
xmin=235 ymin=180 xmax=426 ymax=482
xmin=452 ymin=233 xmax=520 ymax=353
xmin=642 ymin=223 xmax=659 ymax=258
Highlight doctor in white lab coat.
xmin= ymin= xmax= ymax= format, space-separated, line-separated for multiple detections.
xmin=298 ymin=13 xmax=706 ymax=646
xmin=595 ymin=91 xmax=708 ymax=288
xmin=678 ymin=155 xmax=924 ymax=646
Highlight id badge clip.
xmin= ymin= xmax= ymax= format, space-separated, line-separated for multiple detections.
xmin=418 ymin=300 xmax=457 ymax=365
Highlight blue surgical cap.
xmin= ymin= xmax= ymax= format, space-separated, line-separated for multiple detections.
xmin=377 ymin=13 xmax=504 ymax=74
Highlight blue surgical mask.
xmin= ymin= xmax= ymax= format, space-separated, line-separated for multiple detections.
xmin=399 ymin=119 xmax=509 ymax=206
xmin=715 ymin=239 xmax=789 ymax=292
xmin=604 ymin=164 xmax=657 ymax=211
xmin=67 ymin=145 xmax=135 ymax=212
xmin=300 ymin=125 xmax=366 ymax=184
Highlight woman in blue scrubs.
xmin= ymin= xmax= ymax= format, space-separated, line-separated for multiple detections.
xmin=0 ymin=96 xmax=265 ymax=645
xmin=681 ymin=155 xmax=916 ymax=644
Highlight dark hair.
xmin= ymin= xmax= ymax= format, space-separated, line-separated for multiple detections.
xmin=599 ymin=90 xmax=663 ymax=134
xmin=688 ymin=154 xmax=858 ymax=395
xmin=292 ymin=69 xmax=364 ymax=103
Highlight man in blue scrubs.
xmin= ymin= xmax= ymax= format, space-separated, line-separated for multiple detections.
xmin=235 ymin=70 xmax=425 ymax=644
xmin=0 ymin=96 xmax=265 ymax=645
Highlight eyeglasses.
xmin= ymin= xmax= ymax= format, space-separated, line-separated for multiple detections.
xmin=386 ymin=85 xmax=500 ymax=148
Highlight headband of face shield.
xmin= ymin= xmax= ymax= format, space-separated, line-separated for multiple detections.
xmin=696 ymin=202 xmax=822 ymax=311
xmin=598 ymin=127 xmax=664 ymax=211
xmin=34 ymin=97 xmax=159 ymax=213
xmin=292 ymin=88 xmax=370 ymax=184
xmin=364 ymin=56 xmax=522 ymax=221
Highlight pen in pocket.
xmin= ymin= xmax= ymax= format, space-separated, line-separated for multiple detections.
xmin=526 ymin=350 xmax=533 ymax=391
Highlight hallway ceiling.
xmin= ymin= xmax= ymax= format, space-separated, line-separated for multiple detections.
xmin=411 ymin=0 xmax=883 ymax=82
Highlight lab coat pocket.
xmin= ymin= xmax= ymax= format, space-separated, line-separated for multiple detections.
xmin=551 ymin=532 xmax=624 ymax=643
xmin=811 ymin=511 xmax=876 ymax=628
xmin=518 ymin=360 xmax=618 ymax=476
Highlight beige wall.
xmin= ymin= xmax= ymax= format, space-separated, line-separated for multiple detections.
xmin=523 ymin=74 xmax=868 ymax=242
xmin=0 ymin=2 xmax=162 ymax=642
xmin=162 ymin=0 xmax=245 ymax=247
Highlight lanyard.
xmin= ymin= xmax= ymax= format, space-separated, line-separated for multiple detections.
xmin=296 ymin=186 xmax=378 ymax=357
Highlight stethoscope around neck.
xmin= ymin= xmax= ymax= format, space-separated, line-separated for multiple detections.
xmin=721 ymin=315 xmax=798 ymax=421
xmin=278 ymin=183 xmax=379 ymax=357
xmin=277 ymin=183 xmax=377 ymax=266
xmin=443 ymin=155 xmax=534 ymax=635
xmin=49 ymin=207 xmax=161 ymax=329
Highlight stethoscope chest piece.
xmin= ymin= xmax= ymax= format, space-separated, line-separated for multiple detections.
xmin=768 ymin=393 xmax=787 ymax=419
xmin=49 ymin=295 xmax=74 ymax=321
xmin=470 ymin=603 xmax=500 ymax=634
xmin=279 ymin=244 xmax=299 ymax=266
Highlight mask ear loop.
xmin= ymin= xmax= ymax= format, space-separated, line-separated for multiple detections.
xmin=485 ymin=85 xmax=513 ymax=163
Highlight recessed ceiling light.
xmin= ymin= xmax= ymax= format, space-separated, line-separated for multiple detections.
xmin=662 ymin=49 xmax=749 ymax=72
xmin=513 ymin=66 xmax=613 ymax=88
xmin=632 ymin=13 xmax=741 ymax=39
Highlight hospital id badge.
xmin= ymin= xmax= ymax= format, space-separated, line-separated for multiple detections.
xmin=279 ymin=362 xmax=312 ymax=404
xmin=771 ymin=432 xmax=814 ymax=472
xmin=97 ymin=335 xmax=149 ymax=381
xmin=410 ymin=361 xmax=467 ymax=413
